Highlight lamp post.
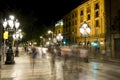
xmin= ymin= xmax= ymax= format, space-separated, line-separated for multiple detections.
xmin=56 ymin=33 xmax=63 ymax=46
xmin=2 ymin=15 xmax=20 ymax=64
xmin=13 ymin=29 xmax=23 ymax=57
xmin=80 ymin=22 xmax=91 ymax=48
xmin=48 ymin=30 xmax=53 ymax=40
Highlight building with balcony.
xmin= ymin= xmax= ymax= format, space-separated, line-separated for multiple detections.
xmin=61 ymin=0 xmax=120 ymax=59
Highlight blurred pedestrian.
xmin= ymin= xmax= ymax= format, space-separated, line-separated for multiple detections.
xmin=94 ymin=47 xmax=100 ymax=58
xmin=42 ymin=47 xmax=48 ymax=58
xmin=28 ymin=46 xmax=32 ymax=55
xmin=101 ymin=49 xmax=106 ymax=60
xmin=80 ymin=48 xmax=89 ymax=62
xmin=24 ymin=45 xmax=27 ymax=52
xmin=31 ymin=46 xmax=37 ymax=58
xmin=37 ymin=45 xmax=43 ymax=58
xmin=30 ymin=45 xmax=38 ymax=68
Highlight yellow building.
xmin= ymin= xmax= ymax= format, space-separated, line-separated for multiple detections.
xmin=54 ymin=0 xmax=120 ymax=59
xmin=63 ymin=0 xmax=105 ymax=49
xmin=54 ymin=19 xmax=63 ymax=36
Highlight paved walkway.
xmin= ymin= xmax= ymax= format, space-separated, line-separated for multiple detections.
xmin=1 ymin=51 xmax=54 ymax=80
xmin=1 ymin=48 xmax=120 ymax=80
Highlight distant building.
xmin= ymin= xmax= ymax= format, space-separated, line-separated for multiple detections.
xmin=54 ymin=19 xmax=63 ymax=35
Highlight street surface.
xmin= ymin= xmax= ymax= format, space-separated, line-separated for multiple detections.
xmin=0 ymin=48 xmax=120 ymax=80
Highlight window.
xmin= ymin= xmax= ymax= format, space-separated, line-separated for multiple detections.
xmin=95 ymin=3 xmax=99 ymax=10
xmin=75 ymin=28 xmax=77 ymax=34
xmin=87 ymin=7 xmax=91 ymax=13
xmin=72 ymin=14 xmax=74 ymax=18
xmin=87 ymin=14 xmax=90 ymax=20
xmin=80 ymin=16 xmax=84 ymax=22
xmin=69 ymin=17 xmax=71 ymax=21
xmin=95 ymin=11 xmax=99 ymax=17
xmin=75 ymin=20 xmax=77 ymax=25
xmin=95 ymin=20 xmax=99 ymax=27
xmin=75 ymin=12 xmax=77 ymax=17
xmin=80 ymin=10 xmax=84 ymax=16
xmin=95 ymin=30 xmax=99 ymax=36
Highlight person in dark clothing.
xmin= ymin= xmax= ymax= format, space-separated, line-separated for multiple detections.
xmin=30 ymin=45 xmax=38 ymax=68
xmin=31 ymin=46 xmax=37 ymax=58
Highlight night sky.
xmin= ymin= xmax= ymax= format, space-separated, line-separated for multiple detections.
xmin=0 ymin=0 xmax=86 ymax=40
xmin=0 ymin=0 xmax=85 ymax=26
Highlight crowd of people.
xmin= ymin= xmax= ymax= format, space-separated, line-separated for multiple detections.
xmin=24 ymin=45 xmax=48 ymax=59
xmin=23 ymin=43 xmax=90 ymax=64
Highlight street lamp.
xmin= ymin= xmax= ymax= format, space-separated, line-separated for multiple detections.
xmin=48 ymin=30 xmax=53 ymax=40
xmin=56 ymin=33 xmax=63 ymax=46
xmin=13 ymin=29 xmax=23 ymax=57
xmin=2 ymin=15 xmax=20 ymax=64
xmin=80 ymin=22 xmax=91 ymax=48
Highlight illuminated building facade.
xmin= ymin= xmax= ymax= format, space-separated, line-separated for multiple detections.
xmin=54 ymin=0 xmax=120 ymax=59
xmin=54 ymin=19 xmax=63 ymax=36
xmin=63 ymin=0 xmax=105 ymax=52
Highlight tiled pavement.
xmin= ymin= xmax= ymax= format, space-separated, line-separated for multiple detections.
xmin=1 ymin=49 xmax=120 ymax=80
xmin=1 ymin=52 xmax=54 ymax=80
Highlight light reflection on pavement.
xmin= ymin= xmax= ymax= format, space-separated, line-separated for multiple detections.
xmin=1 ymin=51 xmax=120 ymax=80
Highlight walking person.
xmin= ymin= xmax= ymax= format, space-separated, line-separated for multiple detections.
xmin=101 ymin=49 xmax=106 ymax=60
xmin=37 ymin=45 xmax=43 ymax=59
xmin=80 ymin=48 xmax=89 ymax=63
xmin=30 ymin=45 xmax=38 ymax=68
xmin=50 ymin=48 xmax=56 ymax=74
xmin=42 ymin=47 xmax=48 ymax=58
